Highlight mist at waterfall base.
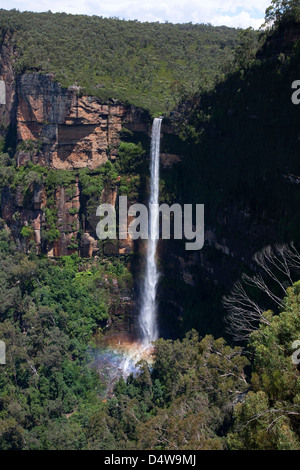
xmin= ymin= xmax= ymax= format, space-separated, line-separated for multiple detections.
xmin=89 ymin=335 xmax=155 ymax=396
xmin=90 ymin=118 xmax=162 ymax=394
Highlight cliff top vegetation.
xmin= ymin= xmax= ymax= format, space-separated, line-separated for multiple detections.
xmin=0 ymin=9 xmax=241 ymax=115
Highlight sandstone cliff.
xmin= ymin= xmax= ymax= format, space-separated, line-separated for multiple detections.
xmin=16 ymin=73 xmax=150 ymax=170
xmin=0 ymin=66 xmax=183 ymax=260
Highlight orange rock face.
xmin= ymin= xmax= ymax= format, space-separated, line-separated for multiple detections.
xmin=2 ymin=71 xmax=183 ymax=260
xmin=16 ymin=74 xmax=149 ymax=170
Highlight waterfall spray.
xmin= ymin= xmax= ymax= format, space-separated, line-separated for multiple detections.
xmin=139 ymin=117 xmax=162 ymax=346
xmin=91 ymin=119 xmax=162 ymax=387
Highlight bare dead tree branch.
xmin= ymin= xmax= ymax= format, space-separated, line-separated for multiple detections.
xmin=223 ymin=243 xmax=300 ymax=342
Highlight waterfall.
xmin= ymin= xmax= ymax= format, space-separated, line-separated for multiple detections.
xmin=139 ymin=117 xmax=162 ymax=346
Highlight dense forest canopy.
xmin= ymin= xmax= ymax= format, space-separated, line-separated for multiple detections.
xmin=264 ymin=0 xmax=300 ymax=27
xmin=0 ymin=9 xmax=241 ymax=115
xmin=1 ymin=0 xmax=300 ymax=451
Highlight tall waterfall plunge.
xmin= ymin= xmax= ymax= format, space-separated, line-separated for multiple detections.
xmin=90 ymin=119 xmax=162 ymax=389
xmin=139 ymin=117 xmax=162 ymax=346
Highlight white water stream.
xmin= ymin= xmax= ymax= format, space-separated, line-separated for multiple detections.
xmin=139 ymin=117 xmax=162 ymax=345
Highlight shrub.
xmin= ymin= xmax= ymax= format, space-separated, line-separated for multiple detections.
xmin=20 ymin=225 xmax=34 ymax=238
